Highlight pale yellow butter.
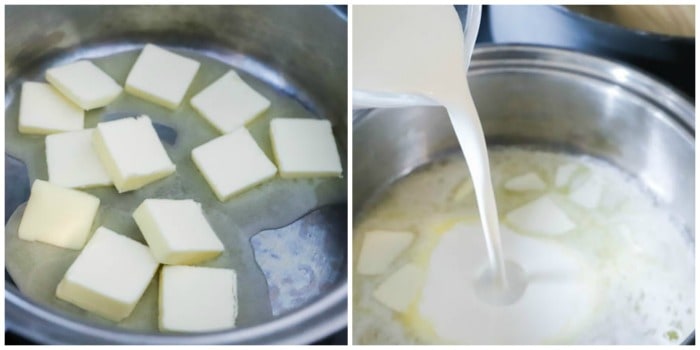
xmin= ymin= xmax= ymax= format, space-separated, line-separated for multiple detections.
xmin=373 ymin=263 xmax=424 ymax=313
xmin=125 ymin=44 xmax=200 ymax=109
xmin=133 ymin=198 xmax=224 ymax=265
xmin=357 ymin=230 xmax=414 ymax=275
xmin=192 ymin=127 xmax=277 ymax=201
xmin=504 ymin=172 xmax=546 ymax=192
xmin=93 ymin=115 xmax=175 ymax=193
xmin=18 ymin=180 xmax=99 ymax=250
xmin=269 ymin=118 xmax=343 ymax=178
xmin=46 ymin=129 xmax=112 ymax=189
xmin=191 ymin=70 xmax=270 ymax=134
xmin=45 ymin=60 xmax=122 ymax=110
xmin=56 ymin=227 xmax=159 ymax=322
xmin=160 ymin=266 xmax=237 ymax=332
xmin=506 ymin=195 xmax=576 ymax=235
xmin=18 ymin=82 xmax=83 ymax=135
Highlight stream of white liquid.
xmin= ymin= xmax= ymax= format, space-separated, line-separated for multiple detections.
xmin=353 ymin=6 xmax=518 ymax=296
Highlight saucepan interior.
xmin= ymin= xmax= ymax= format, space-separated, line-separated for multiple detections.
xmin=352 ymin=44 xmax=694 ymax=344
xmin=5 ymin=5 xmax=347 ymax=344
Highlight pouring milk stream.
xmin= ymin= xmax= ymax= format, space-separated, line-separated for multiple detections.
xmin=353 ymin=5 xmax=526 ymax=302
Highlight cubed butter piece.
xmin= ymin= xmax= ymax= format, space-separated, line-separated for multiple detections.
xmin=569 ymin=175 xmax=604 ymax=209
xmin=504 ymin=172 xmax=546 ymax=192
xmin=191 ymin=70 xmax=270 ymax=134
xmin=93 ymin=116 xmax=176 ymax=193
xmin=451 ymin=179 xmax=474 ymax=202
xmin=18 ymin=180 xmax=100 ymax=249
xmin=270 ymin=118 xmax=343 ymax=178
xmin=373 ymin=263 xmax=424 ymax=313
xmin=56 ymin=227 xmax=159 ymax=322
xmin=357 ymin=230 xmax=414 ymax=275
xmin=18 ymin=82 xmax=83 ymax=134
xmin=46 ymin=129 xmax=112 ymax=188
xmin=506 ymin=195 xmax=576 ymax=235
xmin=192 ymin=127 xmax=277 ymax=201
xmin=125 ymin=44 xmax=200 ymax=109
xmin=160 ymin=266 xmax=237 ymax=332
xmin=45 ymin=60 xmax=122 ymax=110
xmin=555 ymin=163 xmax=581 ymax=188
xmin=133 ymin=199 xmax=224 ymax=265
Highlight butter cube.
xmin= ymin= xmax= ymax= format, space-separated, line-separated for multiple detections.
xmin=125 ymin=44 xmax=200 ymax=109
xmin=160 ymin=266 xmax=237 ymax=332
xmin=191 ymin=70 xmax=270 ymax=134
xmin=45 ymin=60 xmax=122 ymax=110
xmin=451 ymin=179 xmax=474 ymax=202
xmin=506 ymin=195 xmax=576 ymax=235
xmin=555 ymin=163 xmax=580 ymax=188
xmin=357 ymin=230 xmax=414 ymax=275
xmin=504 ymin=172 xmax=546 ymax=192
xmin=133 ymin=199 xmax=224 ymax=265
xmin=56 ymin=227 xmax=159 ymax=322
xmin=192 ymin=127 xmax=277 ymax=201
xmin=46 ymin=129 xmax=112 ymax=188
xmin=18 ymin=82 xmax=83 ymax=134
xmin=93 ymin=116 xmax=176 ymax=193
xmin=270 ymin=118 xmax=343 ymax=178
xmin=569 ymin=176 xmax=604 ymax=209
xmin=373 ymin=263 xmax=424 ymax=313
xmin=18 ymin=180 xmax=100 ymax=249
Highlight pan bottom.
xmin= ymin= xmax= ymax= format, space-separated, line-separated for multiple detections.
xmin=5 ymin=43 xmax=347 ymax=333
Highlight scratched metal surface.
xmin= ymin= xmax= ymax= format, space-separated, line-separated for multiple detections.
xmin=252 ymin=204 xmax=347 ymax=317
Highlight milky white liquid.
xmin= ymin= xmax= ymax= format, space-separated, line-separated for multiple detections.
xmin=354 ymin=5 xmax=513 ymax=293
xmin=353 ymin=150 xmax=694 ymax=344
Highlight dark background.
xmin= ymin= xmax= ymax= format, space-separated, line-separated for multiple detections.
xmin=471 ymin=5 xmax=694 ymax=99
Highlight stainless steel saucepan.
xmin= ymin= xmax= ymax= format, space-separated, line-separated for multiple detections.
xmin=353 ymin=45 xmax=694 ymax=344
